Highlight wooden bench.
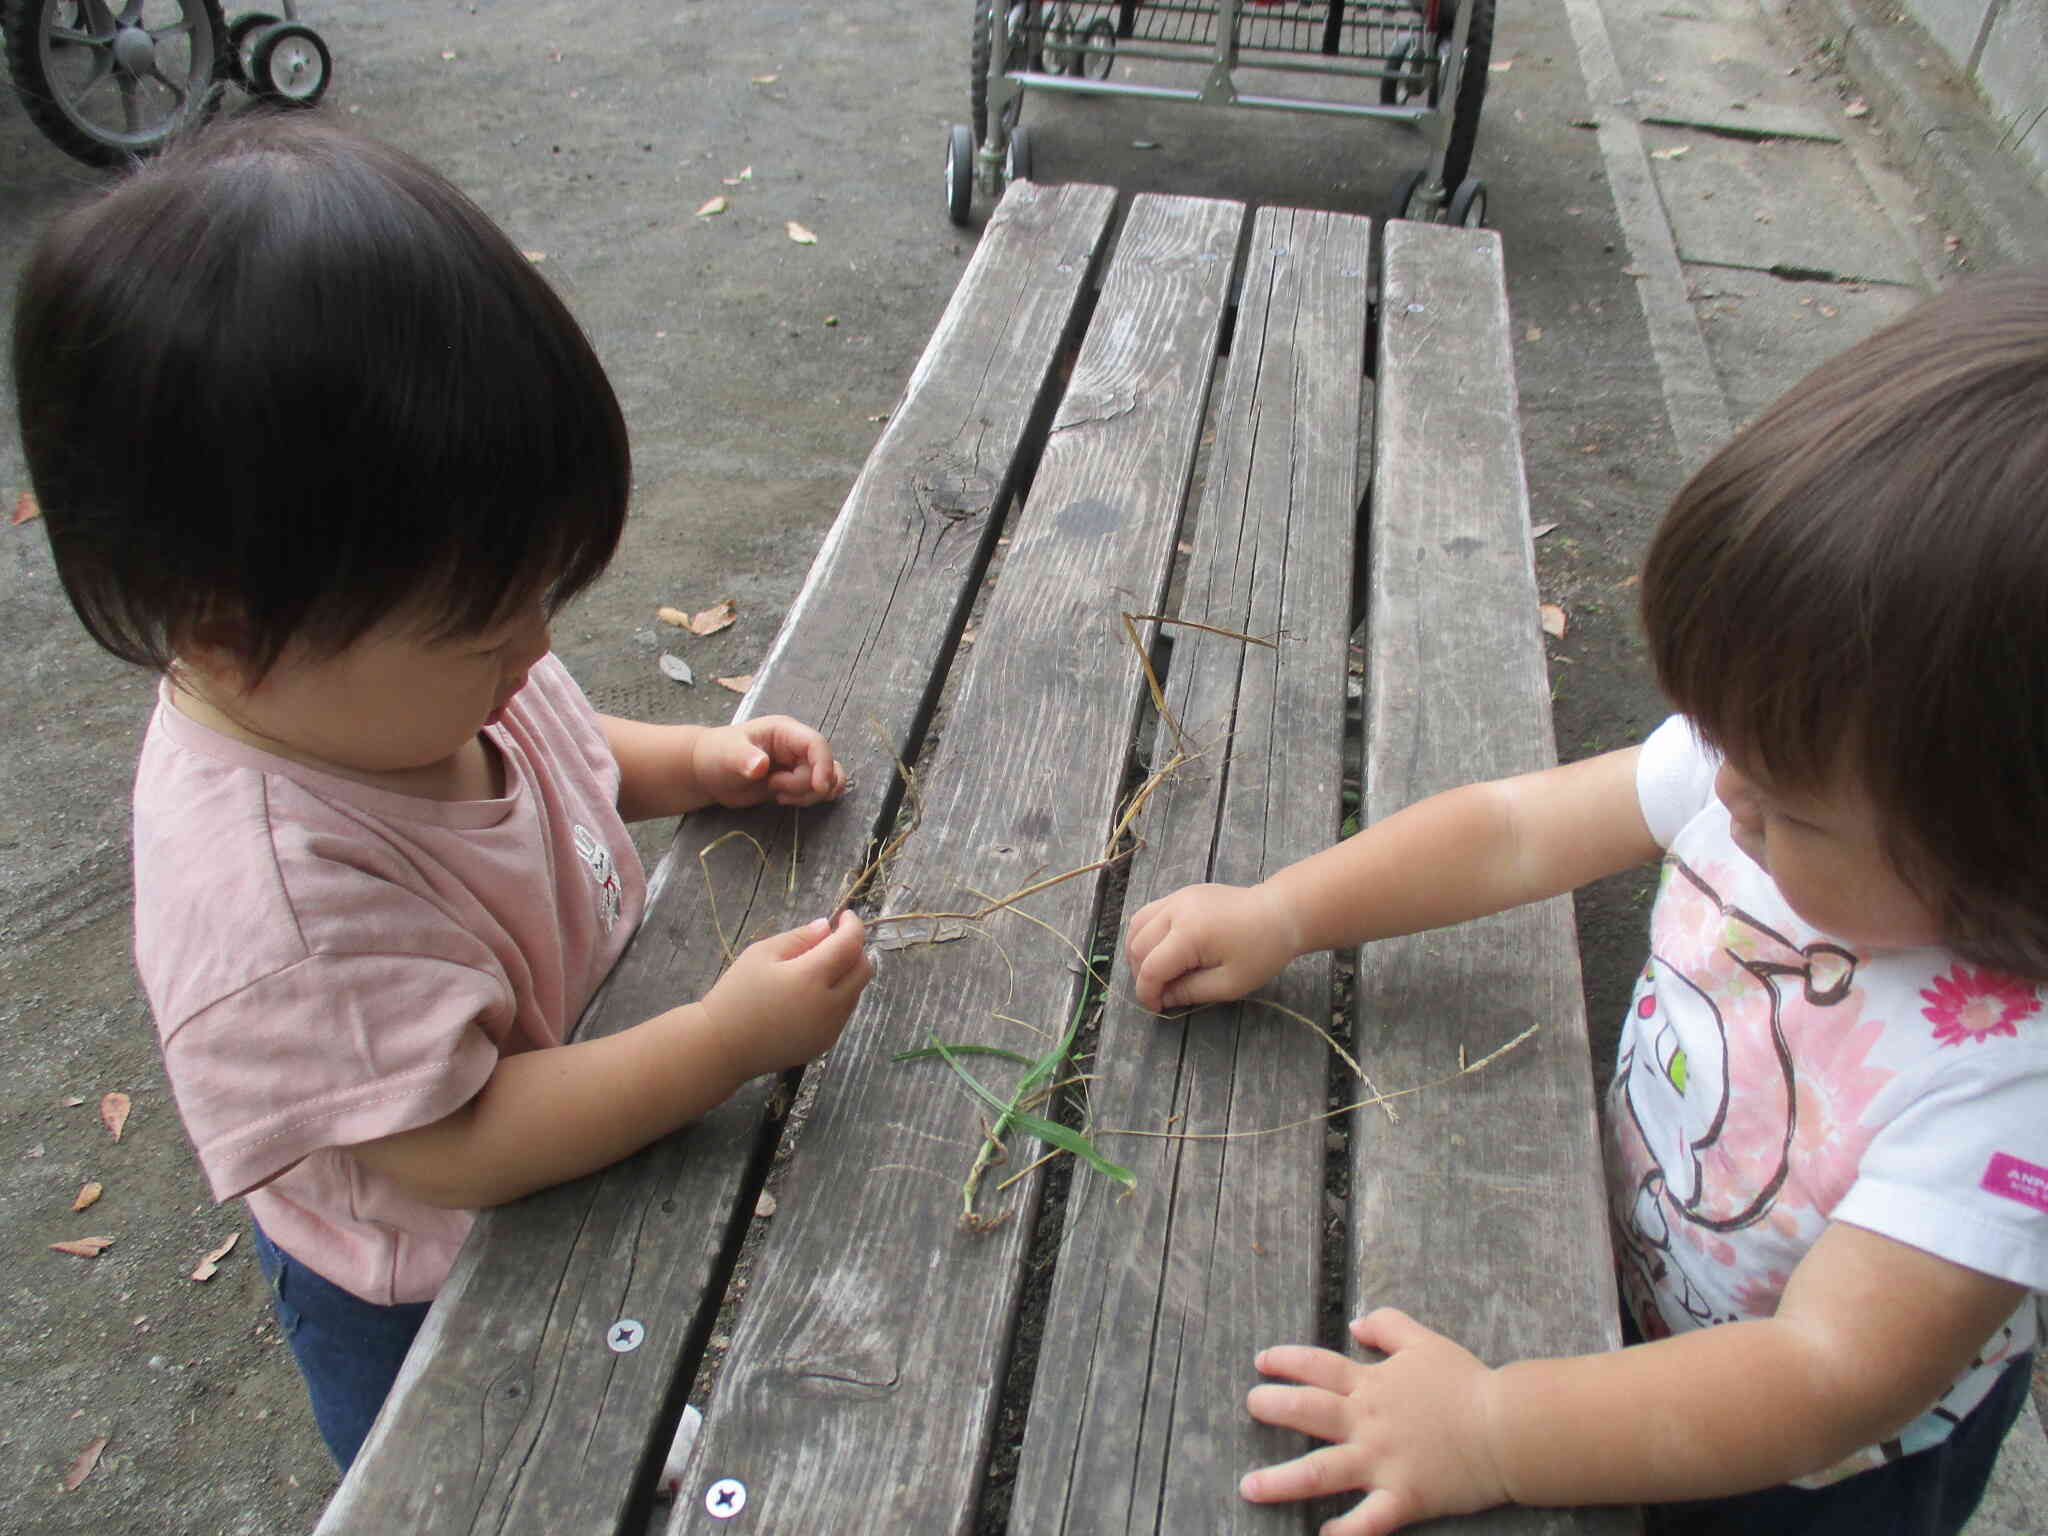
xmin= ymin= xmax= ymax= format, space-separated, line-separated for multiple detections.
xmin=317 ymin=183 xmax=1638 ymax=1536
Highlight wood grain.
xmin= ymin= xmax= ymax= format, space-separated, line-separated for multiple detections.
xmin=663 ymin=191 xmax=1245 ymax=1535
xmin=1008 ymin=205 xmax=1371 ymax=1535
xmin=1352 ymin=220 xmax=1639 ymax=1535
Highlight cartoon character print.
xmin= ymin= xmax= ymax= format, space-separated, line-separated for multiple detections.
xmin=1610 ymin=854 xmax=1858 ymax=1337
xmin=573 ymin=823 xmax=623 ymax=933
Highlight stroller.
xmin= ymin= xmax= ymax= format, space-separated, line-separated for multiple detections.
xmin=4 ymin=0 xmax=332 ymax=167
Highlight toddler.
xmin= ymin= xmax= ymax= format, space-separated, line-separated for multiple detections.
xmin=11 ymin=116 xmax=873 ymax=1471
xmin=1127 ymin=272 xmax=2048 ymax=1535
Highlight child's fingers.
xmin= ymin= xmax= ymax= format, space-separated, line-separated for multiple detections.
xmin=1348 ymin=1307 xmax=1428 ymax=1356
xmin=756 ymin=916 xmax=834 ymax=961
xmin=1246 ymin=1381 xmax=1351 ymax=1444
xmin=1253 ymin=1342 xmax=1361 ymax=1393
xmin=802 ymin=911 xmax=871 ymax=987
xmin=1238 ymin=1443 xmax=1359 ymax=1504
xmin=1324 ymin=1488 xmax=1418 ymax=1536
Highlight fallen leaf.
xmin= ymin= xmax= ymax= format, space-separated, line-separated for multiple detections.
xmin=1649 ymin=145 xmax=1689 ymax=160
xmin=1488 ymin=59 xmax=1513 ymax=71
xmin=73 ymin=1182 xmax=102 ymax=1212
xmin=62 ymin=1435 xmax=108 ymax=1492
xmin=440 ymin=49 xmax=456 ymax=60
xmin=1844 ymin=98 xmax=1869 ymax=118
xmin=100 ymin=1092 xmax=130 ymax=1142
xmin=1819 ymin=304 xmax=1839 ymax=318
xmin=189 ymin=1231 xmax=239 ymax=1282
xmin=1539 ymin=604 xmax=1568 ymax=639
xmin=658 ymin=654 xmax=695 ymax=685
xmin=785 ymin=221 xmax=818 ymax=245
xmin=62 ymin=1095 xmax=84 ymax=1107
xmin=656 ymin=604 xmax=691 ymax=628
xmin=12 ymin=490 xmax=40 ymax=525
xmin=695 ymin=195 xmax=729 ymax=218
xmin=1525 ymin=326 xmax=1544 ymax=342
xmin=715 ymin=675 xmax=754 ymax=694
xmin=1531 ymin=521 xmax=1560 ymax=539
xmin=50 ymin=1236 xmax=115 ymax=1258
xmin=751 ymin=73 xmax=779 ymax=84
xmin=521 ymin=250 xmax=546 ymax=264
xmin=687 ymin=598 xmax=737 ymax=636
xmin=722 ymin=165 xmax=753 ymax=185
xmin=755 ymin=1191 xmax=778 ymax=1219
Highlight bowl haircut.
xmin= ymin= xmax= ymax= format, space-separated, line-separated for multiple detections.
xmin=12 ymin=113 xmax=631 ymax=682
xmin=1642 ymin=270 xmax=2048 ymax=977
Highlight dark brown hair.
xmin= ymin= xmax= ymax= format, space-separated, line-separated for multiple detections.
xmin=1642 ymin=270 xmax=2048 ymax=976
xmin=12 ymin=113 xmax=631 ymax=681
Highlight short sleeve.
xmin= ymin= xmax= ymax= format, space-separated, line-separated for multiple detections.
xmin=162 ymin=951 xmax=506 ymax=1201
xmin=1832 ymin=1048 xmax=2048 ymax=1291
xmin=1636 ymin=715 xmax=1720 ymax=850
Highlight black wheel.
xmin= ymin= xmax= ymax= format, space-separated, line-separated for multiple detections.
xmin=946 ymin=122 xmax=974 ymax=226
xmin=248 ymin=18 xmax=326 ymax=105
xmin=1078 ymin=16 xmax=1113 ymax=80
xmin=1004 ymin=123 xmax=1033 ymax=187
xmin=1040 ymin=3 xmax=1075 ymax=75
xmin=2 ymin=0 xmax=225 ymax=166
xmin=225 ymin=9 xmax=275 ymax=85
xmin=1447 ymin=177 xmax=1488 ymax=227
xmin=1390 ymin=167 xmax=1435 ymax=222
xmin=1431 ymin=0 xmax=1494 ymax=198
xmin=972 ymin=2 xmax=1032 ymax=145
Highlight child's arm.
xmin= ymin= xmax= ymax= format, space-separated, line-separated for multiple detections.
xmin=600 ymin=713 xmax=847 ymax=822
xmin=1128 ymin=746 xmax=1659 ymax=1012
xmin=349 ymin=910 xmax=870 ymax=1208
xmin=1241 ymin=1222 xmax=2027 ymax=1535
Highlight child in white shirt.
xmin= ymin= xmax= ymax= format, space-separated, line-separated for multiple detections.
xmin=12 ymin=115 xmax=873 ymax=1469
xmin=1127 ymin=272 xmax=2048 ymax=1534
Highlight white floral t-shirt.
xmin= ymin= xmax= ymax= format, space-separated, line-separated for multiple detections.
xmin=1607 ymin=717 xmax=2048 ymax=1485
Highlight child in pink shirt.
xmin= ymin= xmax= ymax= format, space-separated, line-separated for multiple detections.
xmin=12 ymin=115 xmax=872 ymax=1469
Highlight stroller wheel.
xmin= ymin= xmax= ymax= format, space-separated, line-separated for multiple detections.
xmin=249 ymin=19 xmax=329 ymax=106
xmin=226 ymin=10 xmax=278 ymax=85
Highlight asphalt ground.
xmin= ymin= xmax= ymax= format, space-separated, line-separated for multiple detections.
xmin=1 ymin=0 xmax=2045 ymax=1531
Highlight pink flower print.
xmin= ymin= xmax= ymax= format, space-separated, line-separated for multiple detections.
xmin=1731 ymin=1269 xmax=1793 ymax=1319
xmin=1921 ymin=966 xmax=2039 ymax=1047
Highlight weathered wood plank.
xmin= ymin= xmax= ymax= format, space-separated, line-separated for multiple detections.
xmin=317 ymin=178 xmax=1119 ymax=1536
xmin=1353 ymin=221 xmax=1638 ymax=1535
xmin=664 ymin=192 xmax=1246 ymax=1536
xmin=1009 ymin=206 xmax=1371 ymax=1535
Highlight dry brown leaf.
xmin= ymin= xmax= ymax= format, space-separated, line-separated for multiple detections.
xmin=521 ymin=250 xmax=547 ymax=264
xmin=785 ymin=221 xmax=818 ymax=245
xmin=62 ymin=1095 xmax=84 ymax=1107
xmin=722 ymin=165 xmax=753 ymax=185
xmin=62 ymin=1435 xmax=108 ymax=1492
xmin=72 ymin=1182 xmax=102 ymax=1212
xmin=656 ymin=604 xmax=690 ymax=628
xmin=1540 ymin=603 xmax=1569 ymax=639
xmin=1844 ymin=98 xmax=1869 ymax=118
xmin=750 ymin=72 xmax=778 ymax=84
xmin=12 ymin=490 xmax=40 ymax=525
xmin=688 ymin=598 xmax=737 ymax=636
xmin=695 ymin=195 xmax=729 ymax=218
xmin=189 ymin=1231 xmax=239 ymax=1282
xmin=50 ymin=1236 xmax=114 ymax=1258
xmin=1525 ymin=326 xmax=1544 ymax=342
xmin=100 ymin=1092 xmax=130 ymax=1142
xmin=715 ymin=674 xmax=754 ymax=694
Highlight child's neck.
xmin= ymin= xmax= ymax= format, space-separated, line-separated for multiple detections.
xmin=169 ymin=676 xmax=505 ymax=803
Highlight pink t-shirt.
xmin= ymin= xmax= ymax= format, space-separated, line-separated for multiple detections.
xmin=132 ymin=654 xmax=645 ymax=1304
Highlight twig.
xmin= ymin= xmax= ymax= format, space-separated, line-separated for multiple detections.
xmin=696 ymin=829 xmax=771 ymax=967
xmin=1098 ymin=1025 xmax=1540 ymax=1143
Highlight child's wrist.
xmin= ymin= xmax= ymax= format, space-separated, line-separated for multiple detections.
xmin=681 ymin=998 xmax=761 ymax=1091
xmin=1249 ymin=879 xmax=1308 ymax=963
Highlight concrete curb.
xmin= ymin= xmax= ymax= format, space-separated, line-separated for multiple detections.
xmin=1789 ymin=0 xmax=2048 ymax=270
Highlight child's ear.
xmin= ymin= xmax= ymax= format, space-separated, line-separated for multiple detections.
xmin=173 ymin=611 xmax=263 ymax=694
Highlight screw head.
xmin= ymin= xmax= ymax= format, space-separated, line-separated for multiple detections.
xmin=607 ymin=1318 xmax=645 ymax=1353
xmin=704 ymin=1476 xmax=747 ymax=1518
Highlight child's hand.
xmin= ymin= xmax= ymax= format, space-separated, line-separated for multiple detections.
xmin=1124 ymin=883 xmax=1298 ymax=1012
xmin=698 ymin=910 xmax=872 ymax=1081
xmin=1242 ymin=1309 xmax=1510 ymax=1536
xmin=694 ymin=716 xmax=847 ymax=808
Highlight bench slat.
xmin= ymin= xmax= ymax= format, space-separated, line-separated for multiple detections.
xmin=1009 ymin=204 xmax=1371 ymax=1534
xmin=317 ymin=178 xmax=1119 ymax=1536
xmin=1354 ymin=221 xmax=1639 ymax=1534
xmin=664 ymin=191 xmax=1245 ymax=1535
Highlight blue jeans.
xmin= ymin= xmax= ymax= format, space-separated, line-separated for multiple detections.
xmin=252 ymin=1221 xmax=430 ymax=1470
xmin=1644 ymin=1351 xmax=2034 ymax=1536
